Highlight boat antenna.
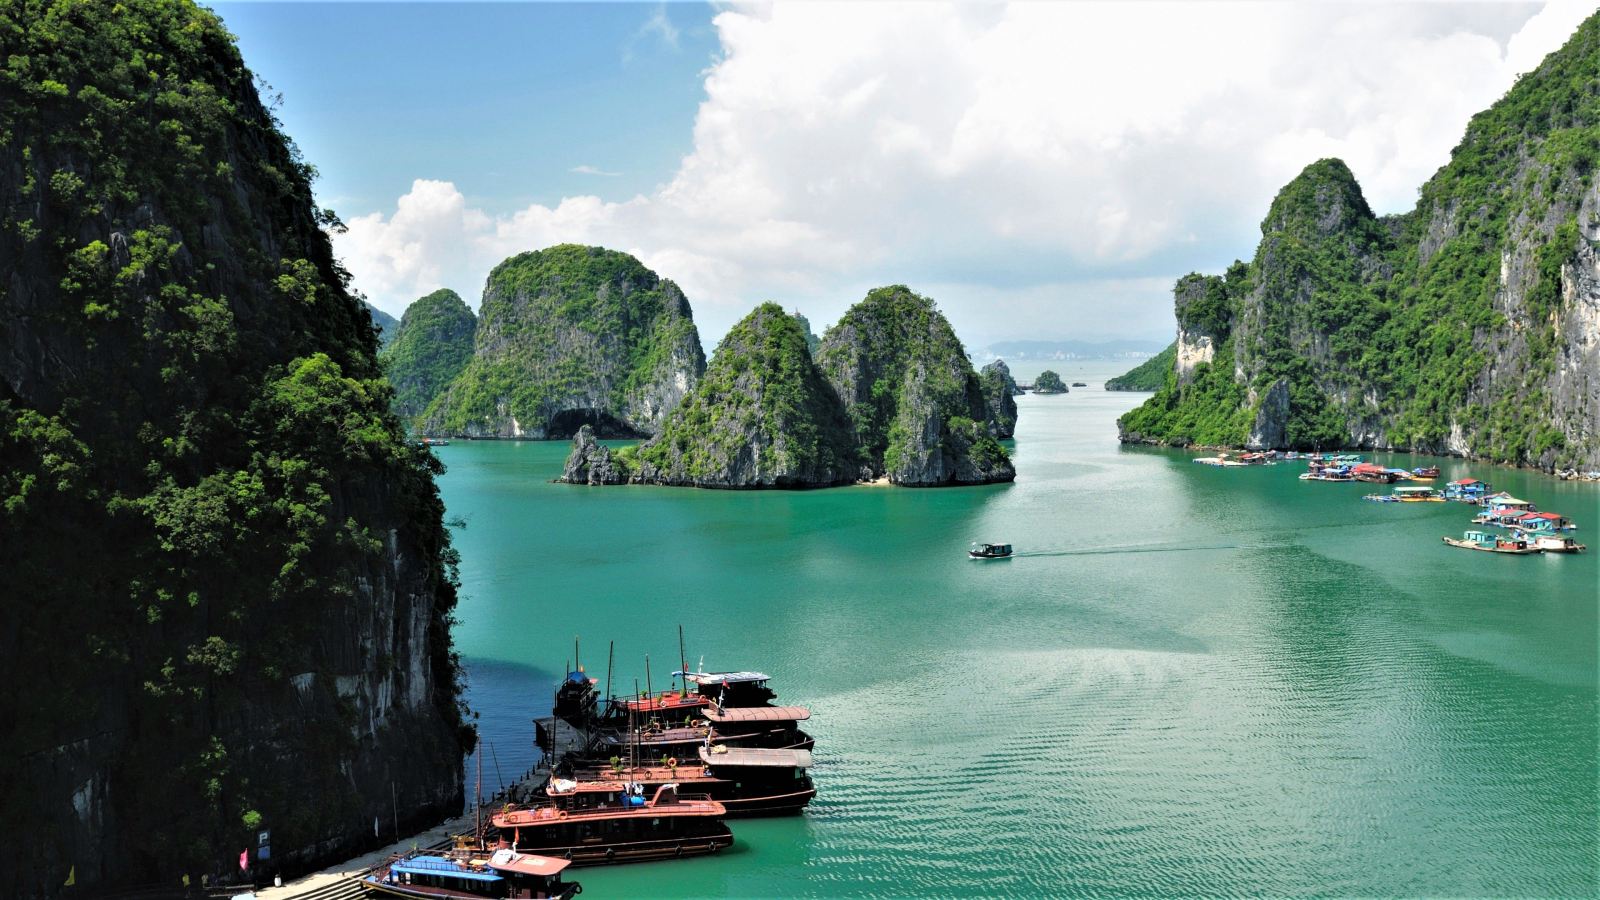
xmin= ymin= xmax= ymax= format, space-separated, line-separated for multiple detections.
xmin=678 ymin=624 xmax=687 ymax=694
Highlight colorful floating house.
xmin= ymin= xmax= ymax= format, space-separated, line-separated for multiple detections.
xmin=1443 ymin=478 xmax=1490 ymax=500
xmin=1510 ymin=511 xmax=1574 ymax=533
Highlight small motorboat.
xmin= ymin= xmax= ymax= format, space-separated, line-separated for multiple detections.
xmin=1071 ymin=382 xmax=1087 ymax=387
xmin=969 ymin=542 xmax=1013 ymax=559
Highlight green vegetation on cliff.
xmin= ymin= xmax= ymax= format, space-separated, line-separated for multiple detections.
xmin=425 ymin=245 xmax=705 ymax=438
xmin=1033 ymin=370 xmax=1068 ymax=393
xmin=1120 ymin=12 xmax=1600 ymax=468
xmin=817 ymin=286 xmax=1014 ymax=485
xmin=1106 ymin=343 xmax=1177 ymax=391
xmin=381 ymin=289 xmax=477 ymax=422
xmin=978 ymin=359 xmax=1019 ymax=437
xmin=0 ymin=2 xmax=467 ymax=892
xmin=622 ymin=304 xmax=858 ymax=486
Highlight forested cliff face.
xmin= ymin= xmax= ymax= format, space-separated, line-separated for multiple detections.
xmin=564 ymin=304 xmax=859 ymax=487
xmin=1120 ymin=12 xmax=1600 ymax=470
xmin=422 ymin=245 xmax=706 ymax=439
xmin=381 ymin=288 xmax=477 ymax=422
xmin=0 ymin=2 xmax=468 ymax=895
xmin=816 ymin=287 xmax=1014 ymax=486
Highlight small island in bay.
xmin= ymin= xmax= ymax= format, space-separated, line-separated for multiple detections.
xmin=562 ymin=287 xmax=1015 ymax=488
xmin=1032 ymin=370 xmax=1069 ymax=394
xmin=423 ymin=245 xmax=706 ymax=439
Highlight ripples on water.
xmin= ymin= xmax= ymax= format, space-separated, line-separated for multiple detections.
xmin=443 ymin=368 xmax=1598 ymax=897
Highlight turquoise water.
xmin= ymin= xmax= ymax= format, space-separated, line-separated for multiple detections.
xmin=439 ymin=365 xmax=1598 ymax=897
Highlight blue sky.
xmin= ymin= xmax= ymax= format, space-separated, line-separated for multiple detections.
xmin=218 ymin=2 xmax=717 ymax=216
xmin=210 ymin=2 xmax=1588 ymax=351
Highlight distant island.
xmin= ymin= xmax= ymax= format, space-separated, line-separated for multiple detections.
xmin=563 ymin=287 xmax=1016 ymax=488
xmin=1032 ymin=370 xmax=1069 ymax=394
xmin=1106 ymin=342 xmax=1176 ymax=391
xmin=1119 ymin=12 xmax=1599 ymax=473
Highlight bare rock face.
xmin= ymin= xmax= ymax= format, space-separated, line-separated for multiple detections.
xmin=1247 ymin=378 xmax=1291 ymax=450
xmin=423 ymin=245 xmax=706 ymax=439
xmin=978 ymin=360 xmax=1020 ymax=437
xmin=559 ymin=424 xmax=626 ymax=485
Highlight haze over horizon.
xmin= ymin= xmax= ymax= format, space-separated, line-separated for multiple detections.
xmin=218 ymin=0 xmax=1594 ymax=350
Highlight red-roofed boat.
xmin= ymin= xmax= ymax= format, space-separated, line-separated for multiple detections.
xmin=364 ymin=848 xmax=579 ymax=899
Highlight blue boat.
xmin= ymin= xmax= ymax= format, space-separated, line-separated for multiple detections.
xmin=364 ymin=848 xmax=580 ymax=899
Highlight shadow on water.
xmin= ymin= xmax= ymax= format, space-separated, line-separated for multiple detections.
xmin=462 ymin=657 xmax=558 ymax=802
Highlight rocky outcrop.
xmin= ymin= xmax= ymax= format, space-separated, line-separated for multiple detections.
xmin=1119 ymin=12 xmax=1600 ymax=470
xmin=560 ymin=424 xmax=626 ymax=485
xmin=816 ymin=286 xmax=1014 ymax=485
xmin=381 ymin=289 xmax=477 ymax=421
xmin=423 ymin=245 xmax=705 ymax=439
xmin=562 ymin=305 xmax=858 ymax=488
xmin=1033 ymin=370 xmax=1068 ymax=394
xmin=559 ymin=290 xmax=1014 ymax=489
xmin=1 ymin=3 xmax=468 ymax=896
xmin=978 ymin=360 xmax=1020 ymax=437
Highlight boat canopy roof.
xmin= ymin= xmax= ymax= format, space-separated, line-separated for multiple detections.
xmin=1451 ymin=478 xmax=1485 ymax=486
xmin=488 ymin=849 xmax=569 ymax=877
xmin=1524 ymin=512 xmax=1563 ymax=520
xmin=1491 ymin=497 xmax=1531 ymax=506
xmin=676 ymin=671 xmax=770 ymax=685
xmin=703 ymin=705 xmax=810 ymax=723
xmin=698 ymin=746 xmax=812 ymax=768
xmin=393 ymin=856 xmax=501 ymax=883
xmin=1394 ymin=485 xmax=1435 ymax=492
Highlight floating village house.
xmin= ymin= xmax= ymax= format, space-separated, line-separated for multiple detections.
xmin=1444 ymin=478 xmax=1489 ymax=499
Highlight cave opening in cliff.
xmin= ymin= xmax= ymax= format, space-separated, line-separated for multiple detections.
xmin=548 ymin=408 xmax=645 ymax=440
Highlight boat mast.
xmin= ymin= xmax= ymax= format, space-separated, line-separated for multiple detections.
xmin=605 ymin=640 xmax=615 ymax=720
xmin=678 ymin=624 xmax=687 ymax=695
xmin=474 ymin=734 xmax=482 ymax=847
xmin=645 ymin=653 xmax=653 ymax=701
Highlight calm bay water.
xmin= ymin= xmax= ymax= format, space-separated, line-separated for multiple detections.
xmin=440 ymin=362 xmax=1598 ymax=897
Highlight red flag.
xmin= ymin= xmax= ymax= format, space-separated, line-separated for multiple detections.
xmin=239 ymin=849 xmax=248 ymax=871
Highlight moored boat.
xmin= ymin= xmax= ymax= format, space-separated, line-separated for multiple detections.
xmin=490 ymin=783 xmax=732 ymax=865
xmin=1441 ymin=530 xmax=1542 ymax=554
xmin=1392 ymin=485 xmax=1444 ymax=502
xmin=364 ymin=848 xmax=579 ymax=899
xmin=1411 ymin=466 xmax=1440 ymax=479
xmin=1533 ymin=534 xmax=1587 ymax=553
xmin=562 ymin=746 xmax=816 ymax=818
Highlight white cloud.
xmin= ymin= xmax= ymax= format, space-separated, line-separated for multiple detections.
xmin=338 ymin=1 xmax=1588 ymax=351
xmin=570 ymin=165 xmax=622 ymax=177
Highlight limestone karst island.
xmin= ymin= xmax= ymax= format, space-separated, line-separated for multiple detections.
xmin=3 ymin=2 xmax=1596 ymax=899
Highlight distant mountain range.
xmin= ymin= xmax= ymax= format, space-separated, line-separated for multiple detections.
xmin=982 ymin=339 xmax=1170 ymax=361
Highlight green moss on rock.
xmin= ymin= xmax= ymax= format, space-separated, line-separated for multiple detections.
xmin=423 ymin=245 xmax=705 ymax=438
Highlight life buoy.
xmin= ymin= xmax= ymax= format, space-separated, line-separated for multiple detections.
xmin=574 ymin=884 xmax=583 ymax=895
xmin=605 ymin=847 xmax=616 ymax=863
xmin=666 ymin=757 xmax=678 ymax=768
xmin=675 ymin=843 xmax=684 ymax=857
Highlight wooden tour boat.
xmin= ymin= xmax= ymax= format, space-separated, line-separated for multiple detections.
xmin=969 ymin=542 xmax=1013 ymax=559
xmin=1411 ymin=466 xmax=1440 ymax=479
xmin=1441 ymin=530 xmax=1543 ymax=555
xmin=561 ymin=746 xmax=816 ymax=818
xmin=364 ymin=848 xmax=579 ymax=899
xmin=489 ymin=783 xmax=732 ymax=865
